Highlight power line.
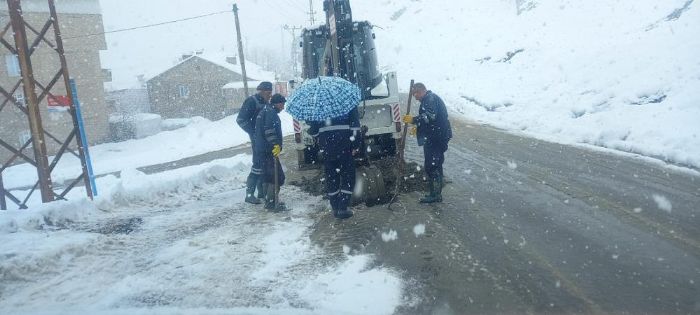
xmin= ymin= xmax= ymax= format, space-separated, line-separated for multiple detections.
xmin=63 ymin=10 xmax=230 ymax=40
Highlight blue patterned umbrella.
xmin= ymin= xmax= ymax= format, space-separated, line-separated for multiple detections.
xmin=286 ymin=76 xmax=361 ymax=122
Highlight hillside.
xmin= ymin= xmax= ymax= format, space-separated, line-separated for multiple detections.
xmin=355 ymin=0 xmax=700 ymax=168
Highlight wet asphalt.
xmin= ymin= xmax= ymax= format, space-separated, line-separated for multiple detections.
xmin=295 ymin=118 xmax=700 ymax=314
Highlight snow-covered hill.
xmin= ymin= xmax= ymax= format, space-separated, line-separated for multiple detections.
xmin=355 ymin=0 xmax=700 ymax=168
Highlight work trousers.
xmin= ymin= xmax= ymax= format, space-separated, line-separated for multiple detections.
xmin=423 ymin=139 xmax=449 ymax=179
xmin=246 ymin=135 xmax=264 ymax=198
xmin=324 ymin=155 xmax=355 ymax=211
xmin=249 ymin=135 xmax=263 ymax=176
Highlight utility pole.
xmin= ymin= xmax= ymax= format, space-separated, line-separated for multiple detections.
xmin=283 ymin=24 xmax=303 ymax=78
xmin=232 ymin=4 xmax=249 ymax=97
xmin=308 ymin=0 xmax=316 ymax=25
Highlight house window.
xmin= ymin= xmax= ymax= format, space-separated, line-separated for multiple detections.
xmin=5 ymin=54 xmax=20 ymax=77
xmin=179 ymin=85 xmax=190 ymax=98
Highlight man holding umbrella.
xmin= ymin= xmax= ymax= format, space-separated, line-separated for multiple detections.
xmin=286 ymin=76 xmax=362 ymax=219
xmin=402 ymin=83 xmax=452 ymax=203
xmin=255 ymin=93 xmax=288 ymax=212
xmin=307 ymin=107 xmax=360 ymax=219
xmin=237 ymin=81 xmax=273 ymax=204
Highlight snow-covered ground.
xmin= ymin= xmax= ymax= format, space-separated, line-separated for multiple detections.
xmin=3 ymin=113 xmax=293 ymax=191
xmin=356 ymin=0 xmax=700 ymax=169
xmin=1 ymin=112 xmax=404 ymax=314
xmin=0 ymin=154 xmax=403 ymax=314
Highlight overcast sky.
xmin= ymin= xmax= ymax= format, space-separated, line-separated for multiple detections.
xmin=99 ymin=0 xmax=313 ymax=89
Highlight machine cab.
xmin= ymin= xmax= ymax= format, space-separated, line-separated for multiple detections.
xmin=301 ymin=21 xmax=383 ymax=101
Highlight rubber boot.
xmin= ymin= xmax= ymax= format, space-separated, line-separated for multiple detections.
xmin=245 ymin=174 xmax=262 ymax=204
xmin=433 ymin=175 xmax=443 ymax=203
xmin=264 ymin=184 xmax=287 ymax=212
xmin=329 ymin=195 xmax=339 ymax=217
xmin=334 ymin=208 xmax=354 ymax=219
xmin=419 ymin=178 xmax=435 ymax=203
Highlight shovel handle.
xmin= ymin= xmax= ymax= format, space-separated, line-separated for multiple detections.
xmin=274 ymin=156 xmax=279 ymax=207
xmin=398 ymin=80 xmax=415 ymax=173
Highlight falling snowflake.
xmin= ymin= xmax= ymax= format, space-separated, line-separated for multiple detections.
xmin=633 ymin=207 xmax=642 ymax=213
xmin=381 ymin=230 xmax=398 ymax=242
xmin=652 ymin=194 xmax=672 ymax=212
xmin=413 ymin=224 xmax=425 ymax=237
xmin=507 ymin=161 xmax=518 ymax=170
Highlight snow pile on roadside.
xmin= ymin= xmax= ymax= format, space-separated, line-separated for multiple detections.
xmin=357 ymin=0 xmax=700 ymax=168
xmin=3 ymin=112 xmax=295 ymax=191
xmin=0 ymin=155 xmax=252 ymax=234
xmin=0 ymin=198 xmax=98 ymax=234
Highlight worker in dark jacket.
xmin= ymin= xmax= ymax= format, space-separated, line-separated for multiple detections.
xmin=403 ymin=83 xmax=452 ymax=203
xmin=237 ymin=81 xmax=273 ymax=204
xmin=254 ymin=94 xmax=287 ymax=212
xmin=308 ymin=107 xmax=361 ymax=219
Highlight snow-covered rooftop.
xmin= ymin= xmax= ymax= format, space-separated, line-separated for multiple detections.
xmin=222 ymin=81 xmax=263 ymax=90
xmin=145 ymin=52 xmax=275 ymax=83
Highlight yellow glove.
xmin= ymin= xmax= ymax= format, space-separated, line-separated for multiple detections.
xmin=272 ymin=144 xmax=281 ymax=157
xmin=409 ymin=126 xmax=417 ymax=136
xmin=402 ymin=114 xmax=414 ymax=124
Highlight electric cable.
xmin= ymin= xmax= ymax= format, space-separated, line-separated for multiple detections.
xmin=63 ymin=10 xmax=230 ymax=39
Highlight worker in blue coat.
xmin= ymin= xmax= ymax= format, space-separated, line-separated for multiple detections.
xmin=308 ymin=107 xmax=361 ymax=219
xmin=254 ymin=94 xmax=287 ymax=212
xmin=237 ymin=81 xmax=273 ymax=204
xmin=403 ymin=83 xmax=452 ymax=203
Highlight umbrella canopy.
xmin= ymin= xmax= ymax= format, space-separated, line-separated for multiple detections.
xmin=286 ymin=76 xmax=361 ymax=122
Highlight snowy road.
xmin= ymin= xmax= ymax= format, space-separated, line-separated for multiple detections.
xmin=357 ymin=118 xmax=700 ymax=314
